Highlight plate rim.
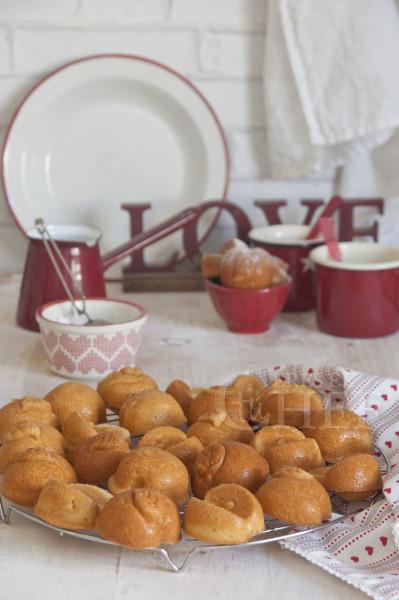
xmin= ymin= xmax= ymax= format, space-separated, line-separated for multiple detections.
xmin=1 ymin=53 xmax=230 ymax=251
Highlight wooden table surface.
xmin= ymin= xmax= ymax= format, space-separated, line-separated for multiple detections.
xmin=1 ymin=275 xmax=398 ymax=600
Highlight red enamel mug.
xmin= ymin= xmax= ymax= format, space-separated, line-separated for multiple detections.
xmin=249 ymin=225 xmax=323 ymax=311
xmin=310 ymin=242 xmax=399 ymax=338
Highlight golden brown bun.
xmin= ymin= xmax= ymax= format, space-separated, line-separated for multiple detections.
xmin=191 ymin=441 xmax=269 ymax=499
xmin=220 ymin=246 xmax=275 ymax=290
xmin=35 ymin=479 xmax=98 ymax=530
xmin=192 ymin=387 xmax=206 ymax=397
xmin=200 ymin=253 xmax=222 ymax=279
xmin=256 ymin=378 xmax=323 ymax=427
xmin=251 ymin=425 xmax=305 ymax=460
xmin=0 ymin=397 xmax=58 ymax=441
xmin=137 ymin=426 xmax=187 ymax=449
xmin=309 ymin=466 xmax=331 ymax=488
xmin=94 ymin=424 xmax=131 ymax=445
xmin=220 ymin=239 xmax=249 ymax=255
xmin=69 ymin=432 xmax=130 ymax=484
xmin=45 ymin=382 xmax=106 ymax=426
xmin=256 ymin=468 xmax=332 ymax=526
xmin=108 ymin=447 xmax=189 ymax=505
xmin=184 ymin=483 xmax=264 ymax=545
xmin=96 ymin=488 xmax=180 ymax=549
xmin=302 ymin=409 xmax=373 ymax=463
xmin=167 ymin=437 xmax=204 ymax=472
xmin=230 ymin=375 xmax=264 ymax=420
xmin=73 ymin=484 xmax=113 ymax=509
xmin=97 ymin=367 xmax=157 ymax=412
xmin=187 ymin=386 xmax=246 ymax=425
xmin=137 ymin=426 xmax=203 ymax=472
xmin=273 ymin=466 xmax=314 ymax=480
xmin=63 ymin=412 xmax=131 ymax=452
xmin=220 ymin=247 xmax=274 ymax=289
xmin=0 ymin=421 xmax=66 ymax=474
xmin=1 ymin=448 xmax=76 ymax=506
xmin=62 ymin=412 xmax=97 ymax=451
xmin=165 ymin=379 xmax=193 ymax=417
xmin=325 ymin=454 xmax=382 ymax=501
xmin=267 ymin=438 xmax=324 ymax=474
xmin=119 ymin=390 xmax=186 ymax=435
xmin=187 ymin=408 xmax=254 ymax=446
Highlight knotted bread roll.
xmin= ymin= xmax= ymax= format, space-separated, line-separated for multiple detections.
xmin=256 ymin=379 xmax=323 ymax=427
xmin=0 ymin=420 xmax=65 ymax=474
xmin=192 ymin=441 xmax=268 ymax=498
xmin=45 ymin=382 xmax=106 ymax=426
xmin=1 ymin=448 xmax=76 ymax=506
xmin=302 ymin=409 xmax=373 ymax=462
xmin=0 ymin=396 xmax=58 ymax=441
xmin=184 ymin=483 xmax=265 ymax=544
xmin=35 ymin=479 xmax=112 ymax=530
xmin=256 ymin=467 xmax=332 ymax=526
xmin=97 ymin=367 xmax=157 ymax=412
xmin=108 ymin=447 xmax=189 ymax=505
xmin=97 ymin=488 xmax=180 ymax=549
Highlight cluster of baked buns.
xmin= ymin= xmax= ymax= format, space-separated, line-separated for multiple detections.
xmin=201 ymin=239 xmax=289 ymax=289
xmin=0 ymin=369 xmax=382 ymax=550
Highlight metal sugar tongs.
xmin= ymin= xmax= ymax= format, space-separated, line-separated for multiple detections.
xmin=35 ymin=218 xmax=109 ymax=326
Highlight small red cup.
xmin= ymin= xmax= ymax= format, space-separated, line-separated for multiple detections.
xmin=249 ymin=225 xmax=323 ymax=311
xmin=310 ymin=242 xmax=399 ymax=338
xmin=205 ymin=278 xmax=291 ymax=333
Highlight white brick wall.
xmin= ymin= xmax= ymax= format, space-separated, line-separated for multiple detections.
xmin=171 ymin=0 xmax=266 ymax=29
xmin=82 ymin=0 xmax=170 ymax=23
xmin=0 ymin=28 xmax=11 ymax=74
xmin=0 ymin=76 xmax=37 ymax=126
xmin=0 ymin=0 xmax=333 ymax=273
xmin=0 ymin=0 xmax=80 ymax=21
xmin=14 ymin=29 xmax=198 ymax=74
xmin=196 ymin=80 xmax=264 ymax=129
xmin=200 ymin=32 xmax=264 ymax=78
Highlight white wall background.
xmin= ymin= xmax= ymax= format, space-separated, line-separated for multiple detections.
xmin=0 ymin=0 xmax=334 ymax=273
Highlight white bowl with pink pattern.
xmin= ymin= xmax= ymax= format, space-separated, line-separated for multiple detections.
xmin=36 ymin=298 xmax=147 ymax=380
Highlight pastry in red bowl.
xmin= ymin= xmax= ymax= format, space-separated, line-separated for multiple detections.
xmin=202 ymin=240 xmax=291 ymax=333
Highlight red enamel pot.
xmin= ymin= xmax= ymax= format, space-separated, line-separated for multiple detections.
xmin=17 ymin=207 xmax=199 ymax=331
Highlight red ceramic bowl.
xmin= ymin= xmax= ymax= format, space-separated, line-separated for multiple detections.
xmin=205 ymin=278 xmax=291 ymax=333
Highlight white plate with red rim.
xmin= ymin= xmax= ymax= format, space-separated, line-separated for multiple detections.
xmin=2 ymin=54 xmax=229 ymax=271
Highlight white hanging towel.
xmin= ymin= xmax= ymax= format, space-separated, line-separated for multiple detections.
xmin=264 ymin=0 xmax=399 ymax=179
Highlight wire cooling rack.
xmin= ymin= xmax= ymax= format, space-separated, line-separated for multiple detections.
xmin=0 ymin=446 xmax=389 ymax=573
